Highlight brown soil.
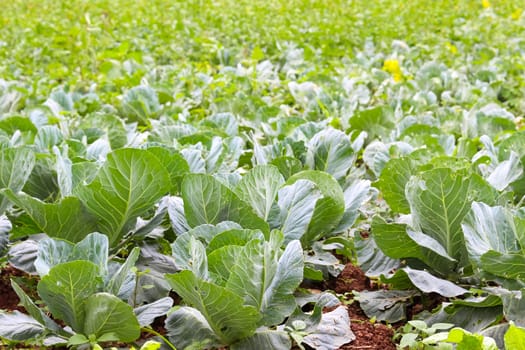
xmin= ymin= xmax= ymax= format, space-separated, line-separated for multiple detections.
xmin=334 ymin=263 xmax=397 ymax=350
xmin=0 ymin=265 xmax=28 ymax=312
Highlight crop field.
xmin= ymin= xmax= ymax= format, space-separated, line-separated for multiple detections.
xmin=1 ymin=0 xmax=525 ymax=349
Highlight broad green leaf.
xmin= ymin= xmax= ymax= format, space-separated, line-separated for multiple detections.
xmin=234 ymin=165 xmax=285 ymax=221
xmin=230 ymin=329 xmax=292 ymax=350
xmin=406 ymin=168 xmax=488 ymax=271
xmin=203 ymin=112 xmax=238 ymax=137
xmin=371 ymin=216 xmax=454 ymax=274
xmin=277 ymin=179 xmax=322 ymax=243
xmin=481 ymin=252 xmax=525 ymax=281
xmin=505 ymin=322 xmax=525 ymax=350
xmin=363 ymin=141 xmax=390 ymax=177
xmin=166 ymin=270 xmax=260 ymax=344
xmin=334 ymin=179 xmax=372 ymax=233
xmin=287 ymin=171 xmax=345 ymax=245
xmin=302 ymin=306 xmax=355 ymax=350
xmin=145 ymin=147 xmax=189 ymax=192
xmin=37 ymin=261 xmax=103 ymax=332
xmin=374 ymin=156 xmax=417 ymax=213
xmin=165 ymin=306 xmax=222 ymax=350
xmin=356 ymin=290 xmax=419 ymax=322
xmin=34 ymin=125 xmax=63 ymax=152
xmin=181 ymin=174 xmax=269 ymax=235
xmin=226 ymin=234 xmax=304 ymax=325
xmin=355 ymin=233 xmax=400 ymax=277
xmin=134 ymin=297 xmax=173 ymax=327
xmin=83 ymin=293 xmax=140 ymax=343
xmin=167 ymin=196 xmax=191 ymax=235
xmin=35 ymin=232 xmax=108 ymax=277
xmin=305 ymin=128 xmax=355 ymax=181
xmin=501 ymin=290 xmax=525 ymax=327
xmin=372 ymin=217 xmax=422 ymax=258
xmin=4 ymin=190 xmax=97 ymax=243
xmin=422 ymin=303 xmax=502 ymax=334
xmin=270 ymin=156 xmax=303 ymax=179
xmin=207 ymin=229 xmax=265 ymax=252
xmin=8 ymin=239 xmax=39 ymax=273
xmin=107 ymin=246 xmax=140 ymax=296
xmin=0 ymin=311 xmax=45 ymax=341
xmin=121 ymin=85 xmax=160 ymax=125
xmin=208 ymin=245 xmax=244 ymax=284
xmin=384 ymin=267 xmax=468 ymax=297
xmin=0 ymin=147 xmax=35 ymax=213
xmin=350 ymin=105 xmax=394 ymax=140
xmin=10 ymin=280 xmax=64 ymax=334
xmin=486 ymin=151 xmax=523 ymax=191
xmin=34 ymin=238 xmax=74 ymax=276
xmin=462 ymin=202 xmax=522 ymax=270
xmin=22 ymin=155 xmax=59 ymax=201
xmin=76 ymin=148 xmax=171 ymax=245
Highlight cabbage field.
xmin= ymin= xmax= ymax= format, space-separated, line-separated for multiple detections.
xmin=1 ymin=0 xmax=525 ymax=349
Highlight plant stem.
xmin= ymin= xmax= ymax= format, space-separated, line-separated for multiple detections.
xmin=141 ymin=327 xmax=177 ymax=350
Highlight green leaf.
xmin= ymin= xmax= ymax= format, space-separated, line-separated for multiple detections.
xmin=374 ymin=156 xmax=417 ymax=214
xmin=350 ymin=105 xmax=394 ymax=140
xmin=486 ymin=151 xmax=523 ymax=191
xmin=356 ymin=290 xmax=419 ymax=323
xmin=463 ymin=202 xmax=521 ymax=260
xmin=384 ymin=267 xmax=468 ymax=297
xmin=481 ymin=252 xmax=525 ymax=281
xmin=270 ymin=156 xmax=303 ymax=179
xmin=0 ymin=311 xmax=45 ymax=341
xmin=501 ymin=290 xmax=525 ymax=327
xmin=505 ymin=322 xmax=525 ymax=350
xmin=107 ymin=246 xmax=140 ymax=296
xmin=371 ymin=216 xmax=448 ymax=268
xmin=305 ymin=128 xmax=355 ymax=181
xmin=230 ymin=329 xmax=292 ymax=350
xmin=372 ymin=217 xmax=416 ymax=257
xmin=4 ymin=191 xmax=97 ymax=242
xmin=145 ymin=147 xmax=189 ymax=192
xmin=83 ymin=293 xmax=140 ymax=343
xmin=76 ymin=148 xmax=171 ymax=245
xmin=207 ymin=229 xmax=265 ymax=252
xmin=37 ymin=261 xmax=103 ymax=332
xmin=277 ymin=179 xmax=322 ymax=243
xmin=166 ymin=270 xmax=260 ymax=344
xmin=226 ymin=233 xmax=304 ymax=325
xmin=35 ymin=232 xmax=108 ymax=277
xmin=10 ymin=280 xmax=65 ymax=334
xmin=333 ymin=179 xmax=371 ymax=233
xmin=234 ymin=165 xmax=284 ymax=221
xmin=181 ymin=174 xmax=269 ymax=235
xmin=134 ymin=297 xmax=173 ymax=327
xmin=165 ymin=306 xmax=222 ymax=350
xmin=121 ymin=85 xmax=160 ymax=125
xmin=287 ymin=171 xmax=345 ymax=245
xmin=406 ymin=168 xmax=488 ymax=272
xmin=302 ymin=306 xmax=355 ymax=350
xmin=0 ymin=147 xmax=35 ymax=213
xmin=462 ymin=202 xmax=524 ymax=279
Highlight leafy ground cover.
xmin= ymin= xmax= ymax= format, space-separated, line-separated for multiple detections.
xmin=1 ymin=0 xmax=525 ymax=348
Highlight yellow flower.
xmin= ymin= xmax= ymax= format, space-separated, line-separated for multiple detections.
xmin=383 ymin=59 xmax=403 ymax=82
xmin=446 ymin=42 xmax=458 ymax=55
xmin=512 ymin=9 xmax=522 ymax=20
xmin=482 ymin=0 xmax=491 ymax=9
